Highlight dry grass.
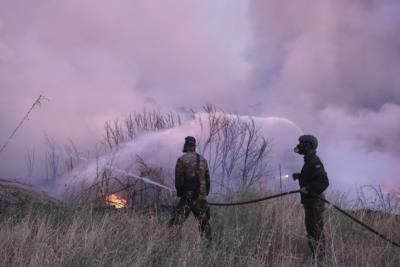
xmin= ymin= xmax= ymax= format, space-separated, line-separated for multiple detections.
xmin=1 ymin=194 xmax=399 ymax=267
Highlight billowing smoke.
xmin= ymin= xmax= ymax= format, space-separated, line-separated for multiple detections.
xmin=248 ymin=0 xmax=400 ymax=192
xmin=0 ymin=0 xmax=248 ymax=177
xmin=1 ymin=0 xmax=399 ymax=197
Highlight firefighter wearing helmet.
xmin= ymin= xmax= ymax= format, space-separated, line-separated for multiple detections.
xmin=168 ymin=136 xmax=212 ymax=241
xmin=292 ymin=134 xmax=329 ymax=263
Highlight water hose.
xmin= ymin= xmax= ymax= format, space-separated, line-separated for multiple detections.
xmin=208 ymin=190 xmax=400 ymax=248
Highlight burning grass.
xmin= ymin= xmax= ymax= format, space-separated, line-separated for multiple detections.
xmin=0 ymin=193 xmax=399 ymax=267
xmin=105 ymin=194 xmax=128 ymax=209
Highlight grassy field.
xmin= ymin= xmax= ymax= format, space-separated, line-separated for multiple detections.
xmin=0 ymin=194 xmax=399 ymax=267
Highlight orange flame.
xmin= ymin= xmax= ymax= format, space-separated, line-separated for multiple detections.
xmin=106 ymin=194 xmax=127 ymax=208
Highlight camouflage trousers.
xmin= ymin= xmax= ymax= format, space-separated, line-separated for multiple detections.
xmin=304 ymin=202 xmax=325 ymax=261
xmin=168 ymin=197 xmax=212 ymax=241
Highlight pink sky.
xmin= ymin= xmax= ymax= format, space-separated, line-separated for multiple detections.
xmin=1 ymin=0 xmax=399 ymax=193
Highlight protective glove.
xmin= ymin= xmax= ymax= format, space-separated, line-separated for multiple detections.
xmin=292 ymin=173 xmax=301 ymax=181
xmin=300 ymin=187 xmax=309 ymax=194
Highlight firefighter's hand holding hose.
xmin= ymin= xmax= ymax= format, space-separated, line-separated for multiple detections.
xmin=292 ymin=173 xmax=308 ymax=194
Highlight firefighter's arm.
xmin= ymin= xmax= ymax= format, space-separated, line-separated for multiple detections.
xmin=175 ymin=158 xmax=184 ymax=197
xmin=305 ymin=164 xmax=329 ymax=194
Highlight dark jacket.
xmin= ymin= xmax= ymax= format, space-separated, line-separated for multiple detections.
xmin=298 ymin=152 xmax=329 ymax=205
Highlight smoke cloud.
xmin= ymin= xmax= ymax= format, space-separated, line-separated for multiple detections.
xmin=248 ymin=0 xmax=400 ymax=191
xmin=0 ymin=0 xmax=247 ymax=177
xmin=1 ymin=0 xmax=399 ymax=195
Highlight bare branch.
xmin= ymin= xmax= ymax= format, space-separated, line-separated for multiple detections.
xmin=0 ymin=94 xmax=49 ymax=153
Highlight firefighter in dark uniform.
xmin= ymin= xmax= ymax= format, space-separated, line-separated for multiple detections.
xmin=168 ymin=136 xmax=212 ymax=241
xmin=292 ymin=135 xmax=329 ymax=262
